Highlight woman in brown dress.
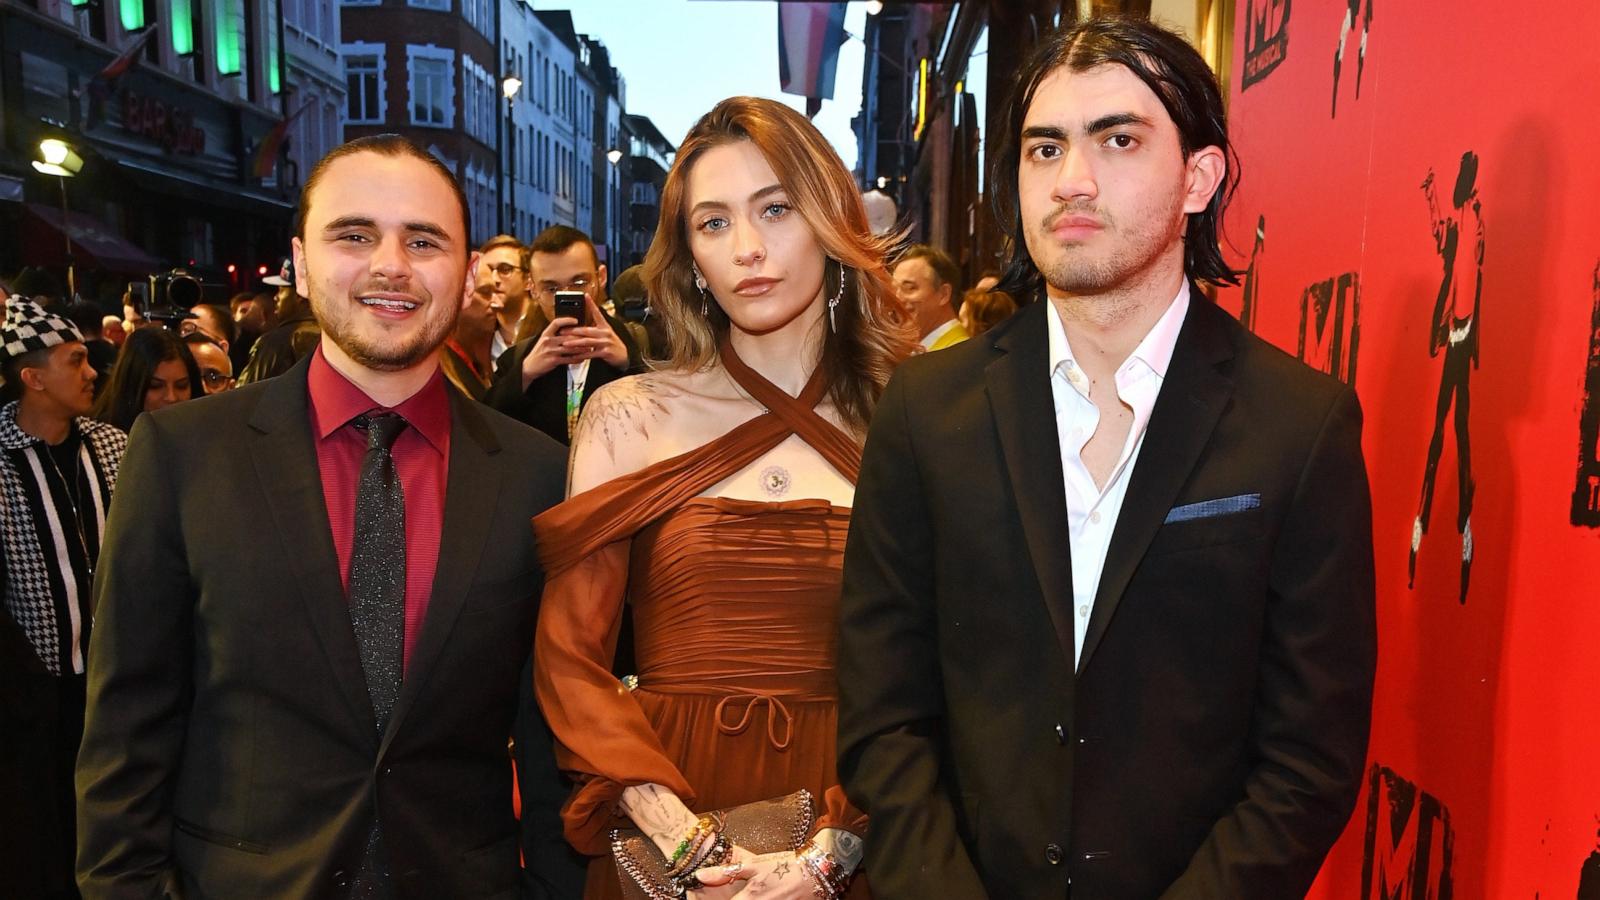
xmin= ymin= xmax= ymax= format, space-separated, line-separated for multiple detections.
xmin=532 ymin=96 xmax=914 ymax=899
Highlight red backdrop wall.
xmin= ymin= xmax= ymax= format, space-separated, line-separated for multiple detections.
xmin=1219 ymin=1 xmax=1600 ymax=896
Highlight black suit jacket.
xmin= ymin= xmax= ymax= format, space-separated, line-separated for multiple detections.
xmin=838 ymin=298 xmax=1376 ymax=900
xmin=77 ymin=356 xmax=585 ymax=900
xmin=485 ymin=309 xmax=642 ymax=446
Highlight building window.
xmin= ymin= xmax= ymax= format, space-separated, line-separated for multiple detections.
xmin=343 ymin=45 xmax=385 ymax=124
xmin=407 ymin=0 xmax=450 ymax=10
xmin=342 ymin=0 xmax=379 ymax=5
xmin=407 ymin=45 xmax=455 ymax=128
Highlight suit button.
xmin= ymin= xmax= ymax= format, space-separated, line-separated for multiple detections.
xmin=332 ymin=870 xmax=350 ymax=888
xmin=1045 ymin=843 xmax=1064 ymax=865
xmin=1055 ymin=723 xmax=1068 ymax=745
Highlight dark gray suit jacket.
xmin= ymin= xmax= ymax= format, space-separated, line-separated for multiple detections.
xmin=77 ymin=356 xmax=584 ymax=899
xmin=839 ymin=297 xmax=1376 ymax=900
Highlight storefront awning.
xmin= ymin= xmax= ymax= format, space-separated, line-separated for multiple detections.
xmin=23 ymin=202 xmax=161 ymax=274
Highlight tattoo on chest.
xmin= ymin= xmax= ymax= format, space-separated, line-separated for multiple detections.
xmin=759 ymin=465 xmax=792 ymax=498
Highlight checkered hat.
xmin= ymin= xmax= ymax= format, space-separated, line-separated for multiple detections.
xmin=2 ymin=296 xmax=84 ymax=362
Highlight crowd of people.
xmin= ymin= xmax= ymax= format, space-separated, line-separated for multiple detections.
xmin=0 ymin=16 xmax=1376 ymax=900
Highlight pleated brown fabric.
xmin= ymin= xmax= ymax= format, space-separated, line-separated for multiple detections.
xmin=532 ymin=347 xmax=870 ymax=900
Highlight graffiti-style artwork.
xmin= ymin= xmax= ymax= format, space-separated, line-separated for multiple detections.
xmin=1242 ymin=0 xmax=1291 ymax=90
xmin=1580 ymin=823 xmax=1600 ymax=900
xmin=1361 ymin=765 xmax=1455 ymax=900
xmin=1297 ymin=270 xmax=1360 ymax=385
xmin=1408 ymin=152 xmax=1483 ymax=604
xmin=1573 ymin=263 xmax=1600 ymax=528
xmin=1332 ymin=0 xmax=1373 ymax=117
xmin=1239 ymin=216 xmax=1265 ymax=332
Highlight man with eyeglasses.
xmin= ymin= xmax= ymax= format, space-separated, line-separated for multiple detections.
xmin=478 ymin=235 xmax=531 ymax=368
xmin=486 ymin=225 xmax=642 ymax=446
xmin=182 ymin=332 xmax=235 ymax=393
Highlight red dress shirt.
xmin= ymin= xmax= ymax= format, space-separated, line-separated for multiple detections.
xmin=307 ymin=346 xmax=451 ymax=670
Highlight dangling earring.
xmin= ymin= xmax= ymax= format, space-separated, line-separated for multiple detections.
xmin=827 ymin=261 xmax=846 ymax=333
xmin=692 ymin=264 xmax=709 ymax=316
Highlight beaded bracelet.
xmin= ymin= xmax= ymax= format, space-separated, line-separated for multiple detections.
xmin=666 ymin=816 xmax=716 ymax=876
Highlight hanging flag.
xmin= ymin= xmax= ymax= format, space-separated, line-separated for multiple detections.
xmin=80 ymin=27 xmax=156 ymax=127
xmin=778 ymin=2 xmax=847 ymax=111
xmin=250 ymin=101 xmax=314 ymax=180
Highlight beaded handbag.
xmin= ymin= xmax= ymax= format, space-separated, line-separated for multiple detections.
xmin=610 ymin=789 xmax=815 ymax=900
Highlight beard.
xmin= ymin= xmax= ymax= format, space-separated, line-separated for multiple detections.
xmin=1026 ymin=190 xmax=1188 ymax=295
xmin=306 ymin=273 xmax=457 ymax=372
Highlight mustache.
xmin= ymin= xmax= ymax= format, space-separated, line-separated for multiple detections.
xmin=1042 ymin=203 xmax=1107 ymax=230
xmin=351 ymin=279 xmax=430 ymax=304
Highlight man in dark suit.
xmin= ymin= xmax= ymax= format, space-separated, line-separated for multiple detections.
xmin=486 ymin=226 xmax=641 ymax=446
xmin=77 ymin=135 xmax=583 ymax=899
xmin=838 ymin=18 xmax=1376 ymax=900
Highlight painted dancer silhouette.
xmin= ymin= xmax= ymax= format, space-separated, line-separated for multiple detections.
xmin=1332 ymin=0 xmax=1372 ymax=116
xmin=1240 ymin=215 xmax=1265 ymax=332
xmin=1410 ymin=151 xmax=1482 ymax=603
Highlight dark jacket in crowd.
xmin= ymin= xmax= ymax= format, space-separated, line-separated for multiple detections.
xmin=485 ymin=306 xmax=643 ymax=446
xmin=236 ymin=309 xmax=320 ymax=385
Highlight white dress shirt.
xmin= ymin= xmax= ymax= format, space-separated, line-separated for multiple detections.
xmin=1047 ymin=283 xmax=1190 ymax=669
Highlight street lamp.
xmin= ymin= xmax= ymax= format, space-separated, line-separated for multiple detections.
xmin=502 ymin=75 xmax=523 ymax=237
xmin=864 ymin=1 xmax=883 ymax=14
xmin=32 ymin=138 xmax=84 ymax=299
xmin=606 ymin=148 xmax=623 ymax=166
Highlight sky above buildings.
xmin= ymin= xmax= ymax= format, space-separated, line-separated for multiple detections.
xmin=537 ymin=0 xmax=870 ymax=169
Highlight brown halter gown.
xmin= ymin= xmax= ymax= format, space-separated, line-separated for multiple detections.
xmin=532 ymin=346 xmax=869 ymax=900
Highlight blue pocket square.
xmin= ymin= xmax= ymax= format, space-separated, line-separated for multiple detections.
xmin=1164 ymin=493 xmax=1261 ymax=524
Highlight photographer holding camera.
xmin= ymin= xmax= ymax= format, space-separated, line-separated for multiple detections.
xmin=486 ymin=226 xmax=642 ymax=446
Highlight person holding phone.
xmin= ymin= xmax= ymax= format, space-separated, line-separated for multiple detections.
xmin=485 ymin=225 xmax=643 ymax=446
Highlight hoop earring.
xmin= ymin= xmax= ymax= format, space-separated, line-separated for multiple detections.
xmin=827 ymin=261 xmax=846 ymax=333
xmin=692 ymin=264 xmax=710 ymax=316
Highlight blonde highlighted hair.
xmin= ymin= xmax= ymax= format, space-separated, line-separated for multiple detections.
xmin=643 ymin=96 xmax=915 ymax=434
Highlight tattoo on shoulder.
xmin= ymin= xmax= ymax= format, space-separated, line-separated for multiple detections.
xmin=574 ymin=375 xmax=676 ymax=463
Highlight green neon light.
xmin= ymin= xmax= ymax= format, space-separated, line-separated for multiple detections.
xmin=213 ymin=0 xmax=243 ymax=76
xmin=171 ymin=0 xmax=194 ymax=55
xmin=119 ymin=0 xmax=145 ymax=30
xmin=266 ymin=0 xmax=281 ymax=92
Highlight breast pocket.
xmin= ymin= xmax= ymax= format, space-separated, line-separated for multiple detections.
xmin=1144 ymin=506 xmax=1264 ymax=557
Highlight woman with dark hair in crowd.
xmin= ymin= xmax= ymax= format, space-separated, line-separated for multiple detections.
xmin=532 ymin=96 xmax=915 ymax=900
xmin=91 ymin=326 xmax=204 ymax=431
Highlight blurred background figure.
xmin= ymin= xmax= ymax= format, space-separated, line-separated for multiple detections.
xmin=100 ymin=316 xmax=127 ymax=349
xmin=608 ymin=264 xmax=659 ymax=361
xmin=958 ymin=288 xmax=1019 ymax=338
xmin=236 ymin=258 xmax=319 ymax=385
xmin=442 ymin=282 xmax=498 ymax=401
xmin=229 ymin=289 xmax=276 ymax=374
xmin=182 ymin=303 xmax=237 ymax=356
xmin=10 ymin=267 xmax=65 ymax=307
xmin=478 ymin=235 xmax=532 ymax=368
xmin=891 ymin=244 xmax=969 ymax=351
xmin=972 ymin=272 xmax=1002 ymax=294
xmin=183 ymin=333 xmax=235 ymax=394
xmin=0 ymin=296 xmax=127 ymax=900
xmin=65 ymin=299 xmax=117 ymax=395
xmin=92 ymin=327 xmax=204 ymax=432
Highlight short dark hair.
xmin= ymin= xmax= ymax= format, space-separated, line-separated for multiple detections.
xmin=66 ymin=299 xmax=104 ymax=337
xmin=894 ymin=244 xmax=962 ymax=295
xmin=3 ymin=346 xmax=52 ymax=391
xmin=192 ymin=303 xmax=238 ymax=345
xmin=527 ymin=225 xmax=599 ymax=270
xmin=295 ymin=134 xmax=471 ymax=247
xmin=990 ymin=16 xmax=1241 ymax=298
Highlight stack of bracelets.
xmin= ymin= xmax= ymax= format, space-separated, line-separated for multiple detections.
xmin=797 ymin=838 xmax=851 ymax=899
xmin=665 ymin=814 xmax=732 ymax=897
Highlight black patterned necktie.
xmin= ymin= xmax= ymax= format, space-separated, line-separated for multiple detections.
xmin=349 ymin=412 xmax=408 ymax=729
xmin=348 ymin=412 xmax=407 ymax=899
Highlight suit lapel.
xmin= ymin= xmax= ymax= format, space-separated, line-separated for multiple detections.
xmin=985 ymin=303 xmax=1077 ymax=665
xmin=245 ymin=357 xmax=378 ymax=737
xmin=1078 ymin=299 xmax=1236 ymax=672
xmin=378 ymin=394 xmax=502 ymax=757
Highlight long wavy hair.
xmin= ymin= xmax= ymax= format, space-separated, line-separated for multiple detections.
xmin=643 ymin=96 xmax=915 ymax=435
xmin=92 ymin=326 xmax=205 ymax=432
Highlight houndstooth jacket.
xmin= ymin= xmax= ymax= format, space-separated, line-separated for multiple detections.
xmin=0 ymin=402 xmax=126 ymax=676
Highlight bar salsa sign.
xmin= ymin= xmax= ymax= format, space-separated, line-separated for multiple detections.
xmin=121 ymin=89 xmax=206 ymax=155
